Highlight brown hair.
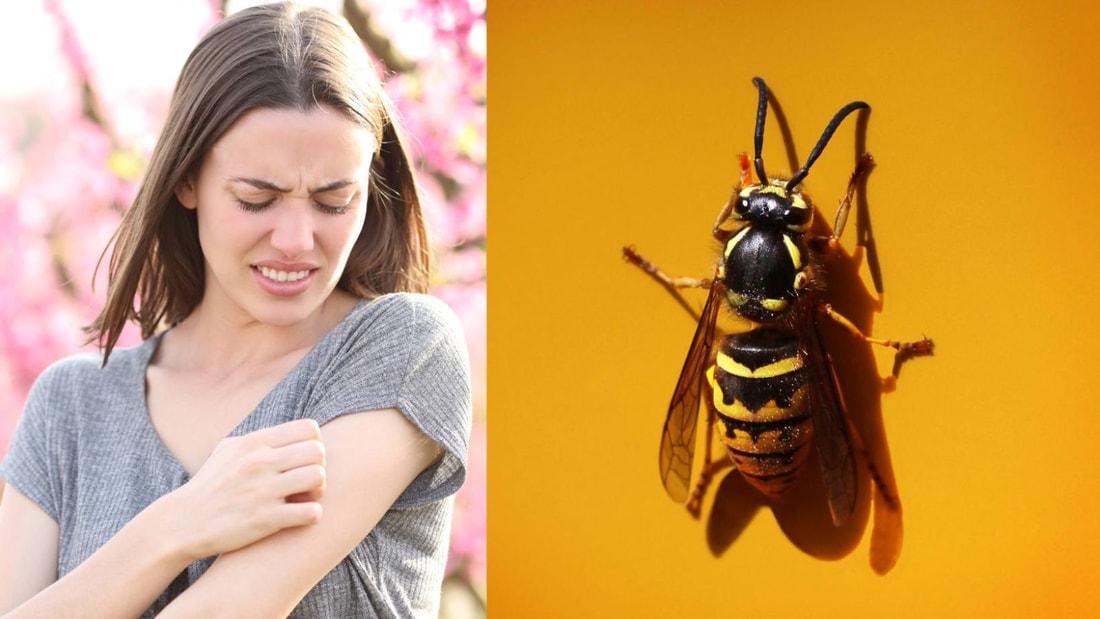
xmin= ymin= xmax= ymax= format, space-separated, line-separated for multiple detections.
xmin=87 ymin=2 xmax=430 ymax=362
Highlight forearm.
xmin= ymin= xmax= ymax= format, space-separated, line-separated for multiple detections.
xmin=2 ymin=494 xmax=194 ymax=619
xmin=3 ymin=419 xmax=328 ymax=617
xmin=157 ymin=410 xmax=444 ymax=618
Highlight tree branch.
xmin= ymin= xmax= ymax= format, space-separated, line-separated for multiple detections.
xmin=342 ymin=0 xmax=417 ymax=74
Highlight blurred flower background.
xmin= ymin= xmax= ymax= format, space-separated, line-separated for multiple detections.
xmin=0 ymin=0 xmax=485 ymax=615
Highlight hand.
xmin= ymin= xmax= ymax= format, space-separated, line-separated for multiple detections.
xmin=156 ymin=419 xmax=327 ymax=561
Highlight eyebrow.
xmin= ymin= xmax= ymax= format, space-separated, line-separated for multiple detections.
xmin=228 ymin=177 xmax=358 ymax=193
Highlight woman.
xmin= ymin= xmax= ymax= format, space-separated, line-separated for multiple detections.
xmin=0 ymin=3 xmax=471 ymax=617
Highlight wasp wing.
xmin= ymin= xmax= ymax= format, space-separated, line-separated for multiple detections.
xmin=659 ymin=277 xmax=722 ymax=503
xmin=802 ymin=305 xmax=858 ymax=526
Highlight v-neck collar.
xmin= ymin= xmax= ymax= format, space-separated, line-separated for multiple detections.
xmin=133 ymin=297 xmax=373 ymax=478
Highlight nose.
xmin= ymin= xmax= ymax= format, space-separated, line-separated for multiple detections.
xmin=268 ymin=200 xmax=315 ymax=257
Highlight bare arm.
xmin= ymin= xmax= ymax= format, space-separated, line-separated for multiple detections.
xmin=0 ymin=485 xmax=198 ymax=618
xmin=0 ymin=485 xmax=59 ymax=613
xmin=0 ymin=419 xmax=327 ymax=618
xmin=158 ymin=409 xmax=443 ymax=618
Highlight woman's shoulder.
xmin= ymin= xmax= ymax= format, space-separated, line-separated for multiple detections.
xmin=352 ymin=292 xmax=460 ymax=324
xmin=13 ymin=343 xmax=148 ymax=441
xmin=30 ymin=340 xmax=153 ymax=400
xmin=32 ymin=352 xmax=106 ymax=395
xmin=340 ymin=292 xmax=465 ymax=344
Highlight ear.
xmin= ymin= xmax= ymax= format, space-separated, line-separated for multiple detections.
xmin=175 ymin=178 xmax=198 ymax=210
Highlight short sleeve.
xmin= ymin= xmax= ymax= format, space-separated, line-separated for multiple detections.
xmin=0 ymin=360 xmax=82 ymax=522
xmin=305 ymin=294 xmax=472 ymax=508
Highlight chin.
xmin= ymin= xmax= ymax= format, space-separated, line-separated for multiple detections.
xmin=242 ymin=295 xmax=324 ymax=327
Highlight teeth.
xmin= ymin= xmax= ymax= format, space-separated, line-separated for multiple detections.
xmin=258 ymin=266 xmax=311 ymax=282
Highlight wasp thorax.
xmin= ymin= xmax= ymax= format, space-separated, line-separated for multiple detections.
xmin=724 ymin=183 xmax=811 ymax=323
xmin=735 ymin=184 xmax=813 ymax=232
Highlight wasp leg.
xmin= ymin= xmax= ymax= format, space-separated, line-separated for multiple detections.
xmin=711 ymin=200 xmax=739 ymax=244
xmin=843 ymin=409 xmax=904 ymax=574
xmin=686 ymin=410 xmax=732 ymax=519
xmin=814 ymin=152 xmax=887 ymax=308
xmin=623 ymin=245 xmax=713 ymax=322
xmin=807 ymin=153 xmax=875 ymax=254
xmin=831 ymin=152 xmax=875 ymax=241
xmin=820 ymin=303 xmax=935 ymax=383
xmin=710 ymin=154 xmax=755 ymax=244
xmin=844 ymin=416 xmax=899 ymax=512
xmin=686 ymin=457 xmax=734 ymax=519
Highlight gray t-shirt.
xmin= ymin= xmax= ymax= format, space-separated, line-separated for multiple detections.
xmin=0 ymin=293 xmax=472 ymax=618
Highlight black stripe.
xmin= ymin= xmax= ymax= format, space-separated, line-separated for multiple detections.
xmin=720 ymin=327 xmax=802 ymax=371
xmin=741 ymin=470 xmax=798 ymax=483
xmin=726 ymin=445 xmax=801 ymax=462
xmin=712 ymin=369 xmax=806 ymax=412
xmin=717 ymin=413 xmax=810 ymax=443
xmin=711 ymin=328 xmax=808 ymax=413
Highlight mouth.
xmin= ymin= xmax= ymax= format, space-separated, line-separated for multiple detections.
xmin=256 ymin=265 xmax=312 ymax=283
xmin=250 ymin=264 xmax=318 ymax=297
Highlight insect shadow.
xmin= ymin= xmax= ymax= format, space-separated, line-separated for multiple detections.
xmin=704 ymin=104 xmax=902 ymax=564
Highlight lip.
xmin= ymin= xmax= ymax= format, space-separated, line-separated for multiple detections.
xmin=252 ymin=260 xmax=319 ymax=271
xmin=251 ymin=265 xmax=317 ymax=297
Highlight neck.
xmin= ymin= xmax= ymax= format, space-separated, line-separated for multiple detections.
xmin=158 ymin=291 xmax=358 ymax=374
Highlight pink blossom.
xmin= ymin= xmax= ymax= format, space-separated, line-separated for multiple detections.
xmin=446 ymin=420 xmax=486 ymax=590
xmin=434 ymin=279 xmax=486 ymax=416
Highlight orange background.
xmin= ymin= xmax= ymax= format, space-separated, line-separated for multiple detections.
xmin=489 ymin=1 xmax=1100 ymax=616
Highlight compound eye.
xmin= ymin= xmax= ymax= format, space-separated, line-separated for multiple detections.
xmin=784 ymin=194 xmax=812 ymax=230
xmin=785 ymin=207 xmax=811 ymax=227
xmin=734 ymin=190 xmax=753 ymax=215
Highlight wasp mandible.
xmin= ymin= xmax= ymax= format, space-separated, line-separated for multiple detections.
xmin=623 ymin=77 xmax=933 ymax=571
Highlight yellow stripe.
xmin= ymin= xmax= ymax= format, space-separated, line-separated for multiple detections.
xmin=715 ymin=350 xmax=803 ymax=378
xmin=754 ymin=185 xmax=788 ymax=197
xmin=760 ymin=298 xmax=789 ymax=312
xmin=724 ymin=419 xmax=811 ymax=453
xmin=787 ymin=195 xmax=811 ymax=232
xmin=724 ymin=226 xmax=752 ymax=260
xmin=781 ymin=235 xmax=802 ymax=270
xmin=709 ymin=366 xmax=807 ymax=424
xmin=712 ymin=385 xmax=810 ymax=423
xmin=726 ymin=290 xmax=748 ymax=306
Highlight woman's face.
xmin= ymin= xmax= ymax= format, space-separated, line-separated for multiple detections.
xmin=175 ymin=105 xmax=375 ymax=328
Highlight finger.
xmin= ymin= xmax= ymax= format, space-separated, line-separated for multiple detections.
xmin=273 ymin=463 xmax=326 ymax=500
xmin=268 ymin=500 xmax=324 ymax=529
xmin=270 ymin=439 xmax=326 ymax=472
xmin=248 ymin=419 xmax=322 ymax=449
xmin=285 ymin=484 xmax=324 ymax=503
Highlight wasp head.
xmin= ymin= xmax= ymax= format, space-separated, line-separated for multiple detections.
xmin=731 ymin=182 xmax=813 ymax=233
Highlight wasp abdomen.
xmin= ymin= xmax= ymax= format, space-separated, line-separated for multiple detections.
xmin=706 ymin=328 xmax=813 ymax=496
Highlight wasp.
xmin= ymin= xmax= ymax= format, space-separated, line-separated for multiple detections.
xmin=623 ymin=77 xmax=933 ymax=569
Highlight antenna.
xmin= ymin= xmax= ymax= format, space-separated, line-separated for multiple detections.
xmin=786 ymin=100 xmax=869 ymax=190
xmin=751 ymin=77 xmax=769 ymax=185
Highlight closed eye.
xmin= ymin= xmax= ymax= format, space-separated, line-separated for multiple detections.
xmin=314 ymin=189 xmax=358 ymax=216
xmin=235 ymin=198 xmax=274 ymax=212
xmin=316 ymin=202 xmax=349 ymax=215
xmin=234 ymin=198 xmax=351 ymax=215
